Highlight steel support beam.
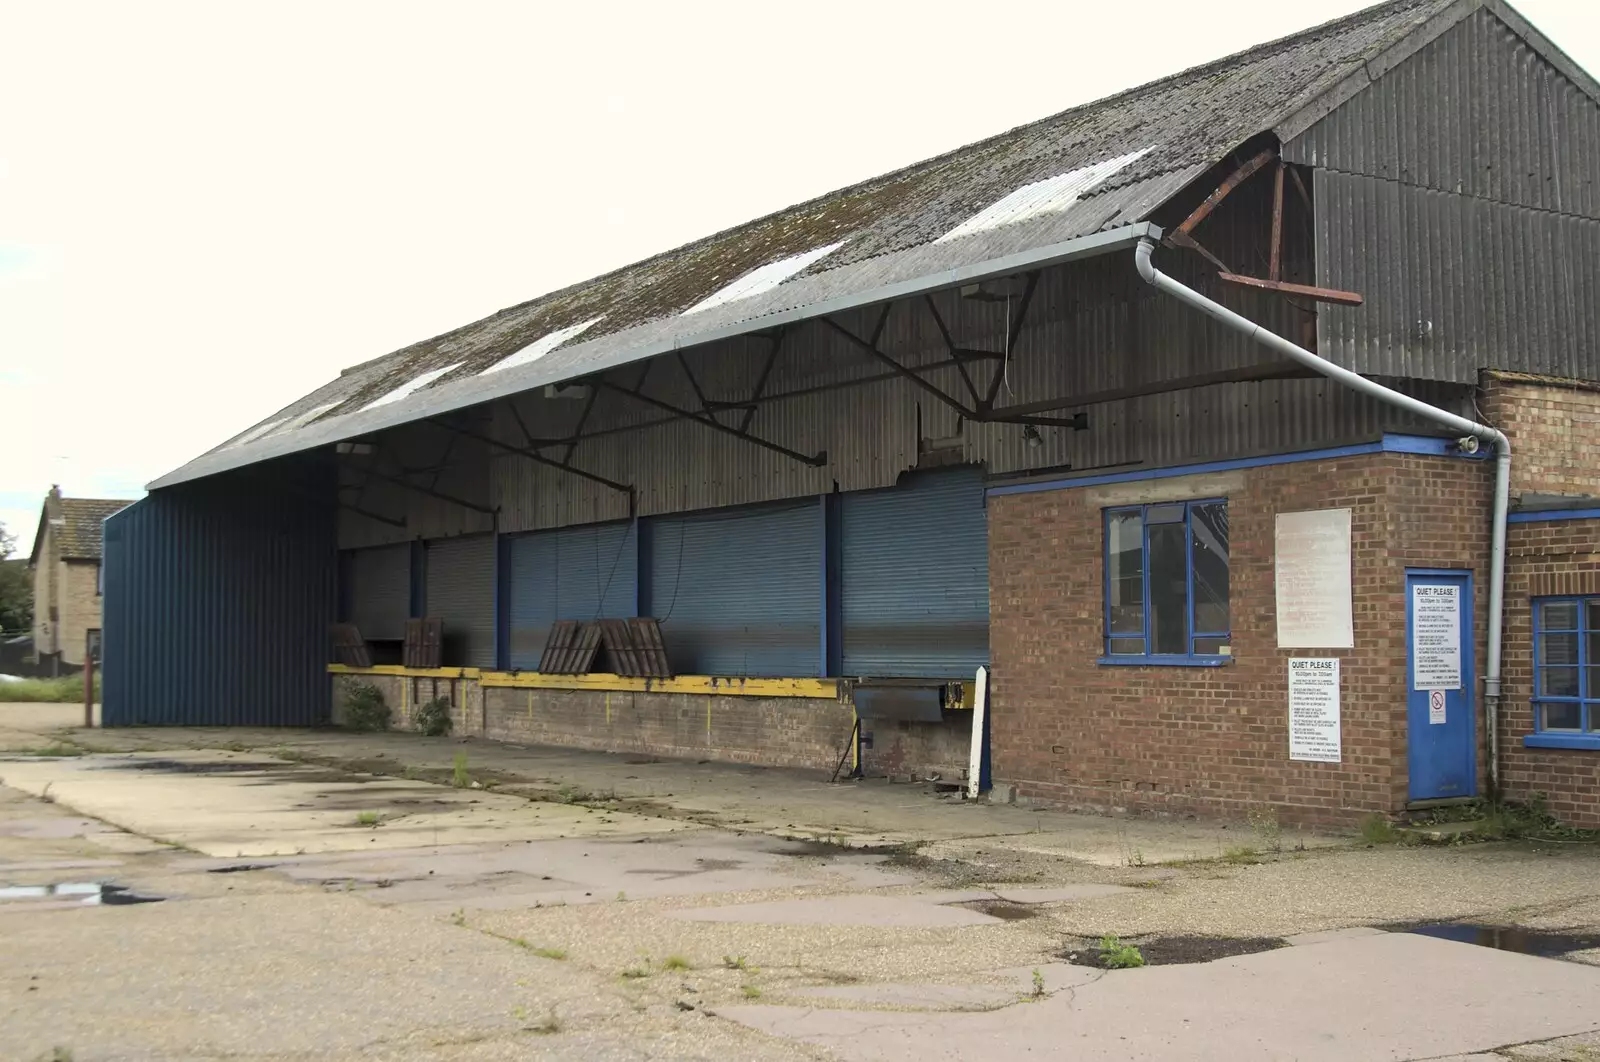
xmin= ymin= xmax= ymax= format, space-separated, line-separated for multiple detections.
xmin=356 ymin=462 xmax=495 ymax=515
xmin=821 ymin=314 xmax=976 ymax=420
xmin=982 ymin=271 xmax=1039 ymax=410
xmin=596 ymin=379 xmax=827 ymax=467
xmin=987 ymin=361 xmax=1317 ymax=418
xmin=425 ymin=417 xmax=633 ymax=495
xmin=923 ymin=295 xmax=981 ymax=405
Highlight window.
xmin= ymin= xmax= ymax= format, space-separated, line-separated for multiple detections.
xmin=1103 ymin=499 xmax=1229 ymax=663
xmin=1531 ymin=597 xmax=1600 ymax=741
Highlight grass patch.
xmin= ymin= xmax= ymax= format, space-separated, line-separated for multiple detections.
xmin=1478 ymin=794 xmax=1600 ymax=843
xmin=355 ymin=811 xmax=381 ymax=827
xmin=13 ymin=743 xmax=86 ymax=757
xmin=620 ymin=966 xmax=650 ymax=980
xmin=452 ymin=751 xmax=471 ymax=789
xmin=740 ymin=983 xmax=762 ymax=999
xmin=510 ymin=939 xmax=567 ymax=960
xmin=721 ymin=955 xmax=748 ymax=970
xmin=661 ymin=954 xmax=692 ymax=971
xmin=1098 ymin=935 xmax=1146 ymax=969
xmin=1219 ymin=844 xmax=1262 ymax=864
xmin=0 ymin=674 xmax=85 ymax=703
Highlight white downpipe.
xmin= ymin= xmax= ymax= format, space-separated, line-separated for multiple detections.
xmin=1134 ymin=238 xmax=1512 ymax=794
xmin=968 ymin=666 xmax=989 ymax=800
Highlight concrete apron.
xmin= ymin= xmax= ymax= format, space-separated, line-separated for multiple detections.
xmin=716 ymin=928 xmax=1600 ymax=1061
xmin=0 ymin=750 xmax=693 ymax=857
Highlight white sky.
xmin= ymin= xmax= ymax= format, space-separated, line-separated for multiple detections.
xmin=1 ymin=0 xmax=1595 ymax=545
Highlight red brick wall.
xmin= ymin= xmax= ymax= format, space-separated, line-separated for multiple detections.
xmin=1481 ymin=375 xmax=1600 ymax=499
xmin=1499 ymin=518 xmax=1600 ymax=828
xmin=989 ymin=450 xmax=1493 ymax=826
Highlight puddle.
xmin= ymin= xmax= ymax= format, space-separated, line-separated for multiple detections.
xmin=0 ymin=882 xmax=164 ymax=906
xmin=959 ymin=900 xmax=1040 ymax=921
xmin=1391 ymin=923 xmax=1600 ymax=958
xmin=1062 ymin=934 xmax=1286 ymax=967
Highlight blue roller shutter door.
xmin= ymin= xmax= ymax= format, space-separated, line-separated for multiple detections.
xmin=425 ymin=534 xmax=496 ymax=668
xmin=647 ymin=500 xmax=819 ymax=676
xmin=840 ymin=466 xmax=989 ymax=678
xmin=341 ymin=544 xmax=410 ymax=641
xmin=506 ymin=521 xmax=637 ymax=669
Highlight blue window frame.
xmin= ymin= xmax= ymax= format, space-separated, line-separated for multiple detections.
xmin=1529 ymin=596 xmax=1600 ymax=748
xmin=1102 ymin=499 xmax=1230 ymax=665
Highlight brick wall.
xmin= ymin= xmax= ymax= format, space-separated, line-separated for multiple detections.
xmin=989 ymin=450 xmax=1493 ymax=826
xmin=1499 ymin=518 xmax=1600 ymax=828
xmin=56 ymin=560 xmax=103 ymax=666
xmin=330 ymin=672 xmax=858 ymax=773
xmin=1482 ymin=375 xmax=1600 ymax=498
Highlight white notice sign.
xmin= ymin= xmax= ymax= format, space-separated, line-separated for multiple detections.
xmin=1428 ymin=689 xmax=1447 ymax=725
xmin=1275 ymin=509 xmax=1355 ymax=649
xmin=1288 ymin=658 xmax=1341 ymax=763
xmin=1412 ymin=584 xmax=1462 ymax=690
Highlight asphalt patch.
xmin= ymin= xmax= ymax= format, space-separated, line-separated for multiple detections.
xmin=1061 ymin=934 xmax=1287 ymax=967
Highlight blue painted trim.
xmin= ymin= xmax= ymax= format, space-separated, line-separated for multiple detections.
xmin=1103 ymin=499 xmax=1229 ymax=660
xmin=1509 ymin=508 xmax=1600 ymax=524
xmin=493 ymin=531 xmax=508 ymax=672
xmin=990 ymin=434 xmax=1482 ymax=498
xmin=635 ymin=517 xmax=653 ymax=619
xmin=1098 ymin=655 xmax=1231 ymax=667
xmin=1523 ymin=733 xmax=1600 ymax=750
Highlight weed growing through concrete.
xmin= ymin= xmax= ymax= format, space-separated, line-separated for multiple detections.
xmin=355 ymin=811 xmax=381 ymax=827
xmin=1098 ymin=935 xmax=1146 ymax=969
xmin=721 ymin=955 xmax=748 ymax=970
xmin=530 ymin=945 xmax=567 ymax=961
xmin=620 ymin=966 xmax=650 ymax=980
xmin=1247 ymin=806 xmax=1283 ymax=855
xmin=530 ymin=1010 xmax=562 ymax=1035
xmin=1220 ymin=845 xmax=1261 ymax=864
xmin=1359 ymin=814 xmax=1401 ymax=844
xmin=449 ymin=908 xmax=466 ymax=926
xmin=740 ymin=983 xmax=762 ymax=999
xmin=341 ymin=680 xmax=391 ymax=731
xmin=661 ymin=955 xmax=691 ymax=971
xmin=413 ymin=697 xmax=453 ymax=737
xmin=16 ymin=744 xmax=85 ymax=757
xmin=452 ymin=752 xmax=471 ymax=789
xmin=1031 ymin=969 xmax=1046 ymax=998
xmin=31 ymin=1048 xmax=74 ymax=1062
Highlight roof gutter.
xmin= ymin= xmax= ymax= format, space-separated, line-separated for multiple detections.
xmin=1133 ymin=237 xmax=1511 ymax=798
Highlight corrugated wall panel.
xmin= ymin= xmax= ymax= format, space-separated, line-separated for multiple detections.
xmin=645 ymin=500 xmax=820 ymax=676
xmin=424 ymin=534 xmax=496 ymax=668
xmin=506 ymin=521 xmax=636 ymax=668
xmin=840 ymin=466 xmax=988 ymax=678
xmin=342 ymin=544 xmax=410 ymax=640
xmin=1286 ymin=7 xmax=1600 ymax=382
xmin=1312 ymin=169 xmax=1600 ymax=383
xmin=102 ymin=467 xmax=336 ymax=727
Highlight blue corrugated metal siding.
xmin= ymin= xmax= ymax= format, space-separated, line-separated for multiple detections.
xmin=645 ymin=500 xmax=820 ymax=676
xmin=506 ymin=521 xmax=637 ymax=669
xmin=841 ymin=466 xmax=989 ymax=678
xmin=424 ymin=534 xmax=496 ymax=668
xmin=102 ymin=470 xmax=336 ymax=727
xmin=342 ymin=544 xmax=410 ymax=640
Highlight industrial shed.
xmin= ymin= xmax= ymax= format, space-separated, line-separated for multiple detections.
xmin=107 ymin=0 xmax=1600 ymax=826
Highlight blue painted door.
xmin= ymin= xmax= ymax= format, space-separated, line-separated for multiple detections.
xmin=1406 ymin=570 xmax=1476 ymax=801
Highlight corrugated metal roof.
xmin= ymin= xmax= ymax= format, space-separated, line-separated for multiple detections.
xmin=156 ymin=0 xmax=1482 ymax=490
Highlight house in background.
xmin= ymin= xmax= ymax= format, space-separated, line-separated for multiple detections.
xmin=31 ymin=487 xmax=129 ymax=673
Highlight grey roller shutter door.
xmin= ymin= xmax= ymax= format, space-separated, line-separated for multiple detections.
xmin=840 ymin=466 xmax=988 ymax=678
xmin=647 ymin=500 xmax=819 ymax=676
xmin=344 ymin=545 xmax=410 ymax=641
xmin=507 ymin=521 xmax=636 ymax=669
xmin=425 ymin=534 xmax=495 ymax=668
